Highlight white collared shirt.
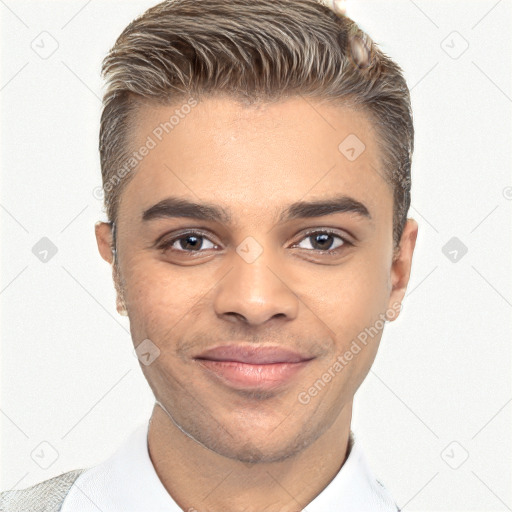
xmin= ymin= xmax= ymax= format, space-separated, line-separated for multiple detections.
xmin=60 ymin=421 xmax=400 ymax=511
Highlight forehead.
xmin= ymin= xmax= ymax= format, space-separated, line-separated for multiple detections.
xmin=118 ymin=95 xmax=392 ymax=225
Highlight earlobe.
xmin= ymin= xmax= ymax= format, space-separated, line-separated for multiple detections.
xmin=387 ymin=218 xmax=419 ymax=320
xmin=95 ymin=221 xmax=114 ymax=265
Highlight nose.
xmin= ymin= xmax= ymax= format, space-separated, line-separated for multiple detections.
xmin=213 ymin=251 xmax=300 ymax=327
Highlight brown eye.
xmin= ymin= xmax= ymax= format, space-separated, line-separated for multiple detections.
xmin=294 ymin=230 xmax=350 ymax=253
xmin=158 ymin=232 xmax=217 ymax=253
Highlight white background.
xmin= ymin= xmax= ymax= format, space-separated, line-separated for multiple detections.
xmin=1 ymin=0 xmax=511 ymax=510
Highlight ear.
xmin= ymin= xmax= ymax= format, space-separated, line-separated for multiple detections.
xmin=95 ymin=221 xmax=128 ymax=315
xmin=387 ymin=218 xmax=418 ymax=321
xmin=95 ymin=221 xmax=114 ymax=265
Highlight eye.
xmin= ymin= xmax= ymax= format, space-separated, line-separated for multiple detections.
xmin=156 ymin=229 xmax=352 ymax=256
xmin=157 ymin=231 xmax=217 ymax=253
xmin=293 ymin=230 xmax=351 ymax=254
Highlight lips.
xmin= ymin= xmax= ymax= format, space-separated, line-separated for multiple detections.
xmin=194 ymin=345 xmax=314 ymax=391
xmin=195 ymin=345 xmax=312 ymax=364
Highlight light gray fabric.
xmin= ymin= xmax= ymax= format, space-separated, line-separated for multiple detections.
xmin=0 ymin=469 xmax=88 ymax=512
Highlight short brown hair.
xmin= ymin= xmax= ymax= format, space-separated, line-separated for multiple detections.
xmin=100 ymin=0 xmax=413 ymax=249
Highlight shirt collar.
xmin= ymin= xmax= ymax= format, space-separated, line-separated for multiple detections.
xmin=61 ymin=420 xmax=398 ymax=512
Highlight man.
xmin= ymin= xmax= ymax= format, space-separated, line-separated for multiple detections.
xmin=1 ymin=0 xmax=417 ymax=510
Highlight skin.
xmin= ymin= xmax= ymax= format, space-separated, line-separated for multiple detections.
xmin=95 ymin=95 xmax=418 ymax=512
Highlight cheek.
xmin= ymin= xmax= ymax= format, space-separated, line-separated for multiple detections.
xmin=353 ymin=232 xmax=392 ymax=309
xmin=313 ymin=254 xmax=390 ymax=364
xmin=324 ymin=258 xmax=389 ymax=326
xmin=121 ymin=256 xmax=202 ymax=334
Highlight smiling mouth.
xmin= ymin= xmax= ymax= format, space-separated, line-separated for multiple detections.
xmin=194 ymin=344 xmax=315 ymax=390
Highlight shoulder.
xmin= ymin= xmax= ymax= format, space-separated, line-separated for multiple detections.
xmin=0 ymin=468 xmax=88 ymax=512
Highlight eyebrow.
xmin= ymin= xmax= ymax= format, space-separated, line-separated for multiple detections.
xmin=141 ymin=194 xmax=372 ymax=224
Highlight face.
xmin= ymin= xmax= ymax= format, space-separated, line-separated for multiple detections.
xmin=96 ymin=95 xmax=417 ymax=463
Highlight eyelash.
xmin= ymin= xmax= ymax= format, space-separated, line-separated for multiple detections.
xmin=156 ymin=229 xmax=353 ymax=256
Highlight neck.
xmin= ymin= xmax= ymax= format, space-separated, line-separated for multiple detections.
xmin=147 ymin=402 xmax=353 ymax=512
